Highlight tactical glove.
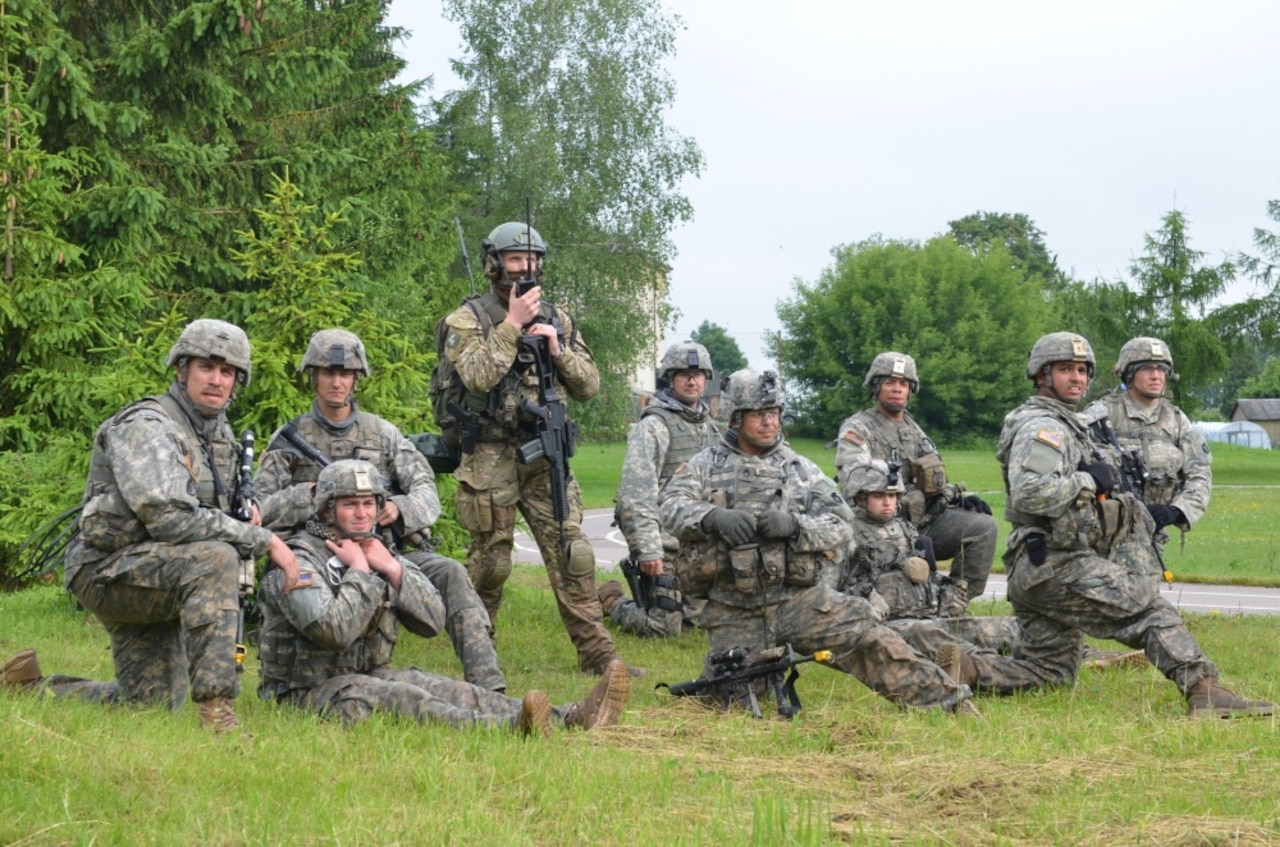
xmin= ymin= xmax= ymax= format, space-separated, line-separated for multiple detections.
xmin=1078 ymin=460 xmax=1120 ymax=495
xmin=756 ymin=510 xmax=799 ymax=540
xmin=701 ymin=508 xmax=757 ymax=547
xmin=960 ymin=494 xmax=992 ymax=515
xmin=1146 ymin=504 xmax=1183 ymax=531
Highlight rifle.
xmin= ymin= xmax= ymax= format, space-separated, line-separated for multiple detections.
xmin=233 ymin=430 xmax=256 ymax=672
xmin=1083 ymin=409 xmax=1171 ymax=583
xmin=515 ymin=334 xmax=577 ymax=553
xmin=619 ymin=554 xmax=682 ymax=613
xmin=658 ymin=643 xmax=833 ymax=719
xmin=272 ymin=423 xmax=430 ymax=550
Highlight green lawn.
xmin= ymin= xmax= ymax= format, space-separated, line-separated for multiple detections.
xmin=575 ymin=438 xmax=1280 ymax=586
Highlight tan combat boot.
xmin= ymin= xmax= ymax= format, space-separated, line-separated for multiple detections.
xmin=565 ymin=659 xmax=630 ymax=731
xmin=597 ymin=580 xmax=626 ymax=616
xmin=1186 ymin=679 xmax=1276 ymax=719
xmin=516 ymin=690 xmax=554 ymax=738
xmin=936 ymin=643 xmax=979 ymax=689
xmin=197 ymin=697 xmax=241 ymax=733
xmin=2 ymin=648 xmax=43 ymax=688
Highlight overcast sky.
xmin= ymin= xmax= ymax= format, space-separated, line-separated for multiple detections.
xmin=385 ymin=1 xmax=1280 ymax=369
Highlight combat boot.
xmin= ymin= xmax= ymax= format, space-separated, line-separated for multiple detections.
xmin=2 ymin=648 xmax=42 ymax=688
xmin=936 ymin=643 xmax=978 ymax=689
xmin=1186 ymin=678 xmax=1276 ymax=719
xmin=953 ymin=699 xmax=983 ymax=719
xmin=565 ymin=659 xmax=630 ymax=731
xmin=597 ymin=580 xmax=626 ymax=616
xmin=1082 ymin=647 xmax=1149 ymax=671
xmin=516 ymin=690 xmax=553 ymax=738
xmin=197 ymin=697 xmax=241 ymax=733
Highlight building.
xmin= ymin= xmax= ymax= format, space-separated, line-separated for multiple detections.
xmin=1229 ymin=399 xmax=1280 ymax=448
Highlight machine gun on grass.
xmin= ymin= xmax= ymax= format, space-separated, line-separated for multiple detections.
xmin=658 ymin=643 xmax=833 ymax=719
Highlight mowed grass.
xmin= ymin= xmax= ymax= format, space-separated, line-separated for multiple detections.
xmin=574 ymin=438 xmax=1280 ymax=586
xmin=4 ymin=570 xmax=1280 ymax=846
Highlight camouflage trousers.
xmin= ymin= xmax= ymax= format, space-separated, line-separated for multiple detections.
xmin=698 ymin=585 xmax=972 ymax=711
xmin=1007 ymin=542 xmax=1217 ymax=695
xmin=886 ymin=618 xmax=1048 ymax=695
xmin=65 ymin=539 xmax=241 ymax=707
xmin=405 ymin=550 xmax=506 ymax=691
xmin=608 ymin=601 xmax=684 ymax=639
xmin=288 ymin=667 xmax=570 ymax=729
xmin=456 ymin=441 xmax=616 ymax=673
xmin=920 ymin=505 xmax=998 ymax=600
xmin=933 ymin=614 xmax=1022 ymax=655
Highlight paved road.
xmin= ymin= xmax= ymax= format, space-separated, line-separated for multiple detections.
xmin=514 ymin=508 xmax=1280 ymax=617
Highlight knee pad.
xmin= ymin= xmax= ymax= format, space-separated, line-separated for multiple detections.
xmin=566 ymin=538 xmax=596 ymax=578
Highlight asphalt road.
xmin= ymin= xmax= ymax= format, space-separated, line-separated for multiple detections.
xmin=513 ymin=508 xmax=1280 ymax=617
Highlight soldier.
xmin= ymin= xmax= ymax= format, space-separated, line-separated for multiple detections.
xmin=255 ymin=329 xmax=505 ymax=692
xmin=1083 ymin=337 xmax=1211 ymax=547
xmin=1 ymin=320 xmax=300 ymax=732
xmin=834 ymin=352 xmax=997 ymax=612
xmin=441 ymin=221 xmax=635 ymax=676
xmin=601 ymin=341 xmax=722 ymax=637
xmin=660 ymin=369 xmax=980 ymax=716
xmin=256 ymin=460 xmax=629 ymax=734
xmin=985 ymin=331 xmax=1273 ymax=717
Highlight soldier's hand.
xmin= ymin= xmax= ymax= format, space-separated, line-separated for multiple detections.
xmin=639 ymin=558 xmax=664 ymax=577
xmin=1146 ymin=504 xmax=1183 ymax=530
xmin=960 ymin=494 xmax=992 ymax=515
xmin=377 ymin=500 xmax=401 ymax=527
xmin=267 ymin=535 xmax=301 ymax=593
xmin=325 ymin=537 xmax=371 ymax=573
xmin=524 ymin=322 xmax=563 ymax=357
xmin=1078 ymin=460 xmax=1119 ymax=495
xmin=505 ymin=284 xmax=541 ymax=329
xmin=756 ymin=510 xmax=799 ymax=540
xmin=701 ymin=508 xmax=757 ymax=547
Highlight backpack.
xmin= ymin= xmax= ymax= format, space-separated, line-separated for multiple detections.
xmin=429 ymin=295 xmax=490 ymax=449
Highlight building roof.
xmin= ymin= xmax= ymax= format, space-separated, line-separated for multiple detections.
xmin=1232 ymin=398 xmax=1280 ymax=420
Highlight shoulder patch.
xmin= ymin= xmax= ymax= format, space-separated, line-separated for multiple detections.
xmin=1034 ymin=430 xmax=1063 ymax=450
xmin=842 ymin=430 xmax=866 ymax=447
xmin=445 ymin=331 xmax=460 ymax=350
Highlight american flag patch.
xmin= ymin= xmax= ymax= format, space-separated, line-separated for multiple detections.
xmin=1034 ymin=430 xmax=1062 ymax=449
xmin=842 ymin=430 xmax=866 ymax=446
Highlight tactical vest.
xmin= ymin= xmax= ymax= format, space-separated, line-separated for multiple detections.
xmin=850 ymin=408 xmax=937 ymax=488
xmin=849 ymin=517 xmax=937 ymax=619
xmin=1101 ymin=394 xmax=1186 ymax=506
xmin=257 ymin=531 xmax=396 ymax=700
xmin=641 ymin=402 xmax=720 ymax=486
xmin=700 ymin=443 xmax=822 ymax=606
xmin=288 ymin=410 xmax=390 ymax=484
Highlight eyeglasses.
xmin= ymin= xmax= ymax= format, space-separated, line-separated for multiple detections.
xmin=672 ymin=370 xmax=706 ymax=381
xmin=743 ymin=408 xmax=782 ymax=422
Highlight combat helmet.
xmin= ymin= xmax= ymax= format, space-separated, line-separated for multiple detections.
xmin=1027 ymin=332 xmax=1094 ymax=380
xmin=658 ymin=341 xmax=713 ymax=383
xmin=721 ymin=369 xmax=785 ymax=421
xmin=298 ymin=329 xmax=371 ymax=377
xmin=165 ymin=319 xmax=252 ymax=385
xmin=864 ymin=352 xmax=919 ymax=394
xmin=481 ymin=221 xmax=547 ymax=283
xmin=1113 ymin=336 xmax=1176 ymax=382
xmin=844 ymin=459 xmax=906 ymax=501
xmin=313 ymin=459 xmax=386 ymax=518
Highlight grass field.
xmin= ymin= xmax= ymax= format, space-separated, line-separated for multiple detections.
xmin=574 ymin=439 xmax=1280 ymax=586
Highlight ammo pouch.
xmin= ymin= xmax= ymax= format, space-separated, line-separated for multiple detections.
xmin=729 ymin=544 xmax=761 ymax=591
xmin=1089 ymin=494 xmax=1132 ymax=555
xmin=727 ymin=543 xmax=817 ymax=591
xmin=77 ymin=490 xmax=147 ymax=553
xmin=911 ymin=453 xmax=948 ymax=497
xmin=674 ymin=544 xmax=718 ymax=599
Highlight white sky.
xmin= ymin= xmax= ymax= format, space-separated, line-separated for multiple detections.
xmin=385 ymin=1 xmax=1280 ymax=369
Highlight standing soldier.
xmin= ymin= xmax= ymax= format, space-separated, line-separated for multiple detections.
xmin=988 ymin=332 xmax=1272 ymax=717
xmin=602 ymin=341 xmax=721 ymax=637
xmin=441 ymin=222 xmax=635 ymax=676
xmin=2 ymin=320 xmax=299 ymax=732
xmin=834 ymin=352 xmax=997 ymax=612
xmin=1083 ymin=337 xmax=1211 ymax=546
xmin=254 ymin=329 xmax=505 ymax=692
xmin=660 ymin=369 xmax=980 ymax=716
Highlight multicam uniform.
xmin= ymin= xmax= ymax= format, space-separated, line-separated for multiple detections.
xmin=256 ymin=400 xmax=505 ymax=691
xmin=660 ymin=433 xmax=974 ymax=712
xmin=444 ymin=292 xmax=616 ymax=673
xmin=257 ymin=526 xmax=554 ymax=728
xmin=58 ymin=383 xmax=273 ymax=707
xmin=835 ymin=408 xmax=996 ymax=600
xmin=611 ymin=388 xmax=721 ymax=636
xmin=997 ymin=395 xmax=1218 ymax=693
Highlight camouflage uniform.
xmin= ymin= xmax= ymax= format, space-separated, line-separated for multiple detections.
xmin=258 ymin=519 xmax=564 ymax=728
xmin=443 ymin=291 xmax=617 ymax=673
xmin=997 ymin=393 xmax=1219 ymax=694
xmin=835 ymin=407 xmax=997 ymax=600
xmin=59 ymin=375 xmax=273 ymax=709
xmin=611 ymin=386 xmax=721 ymax=636
xmin=660 ymin=426 xmax=974 ymax=712
xmin=256 ymin=396 xmax=505 ymax=691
